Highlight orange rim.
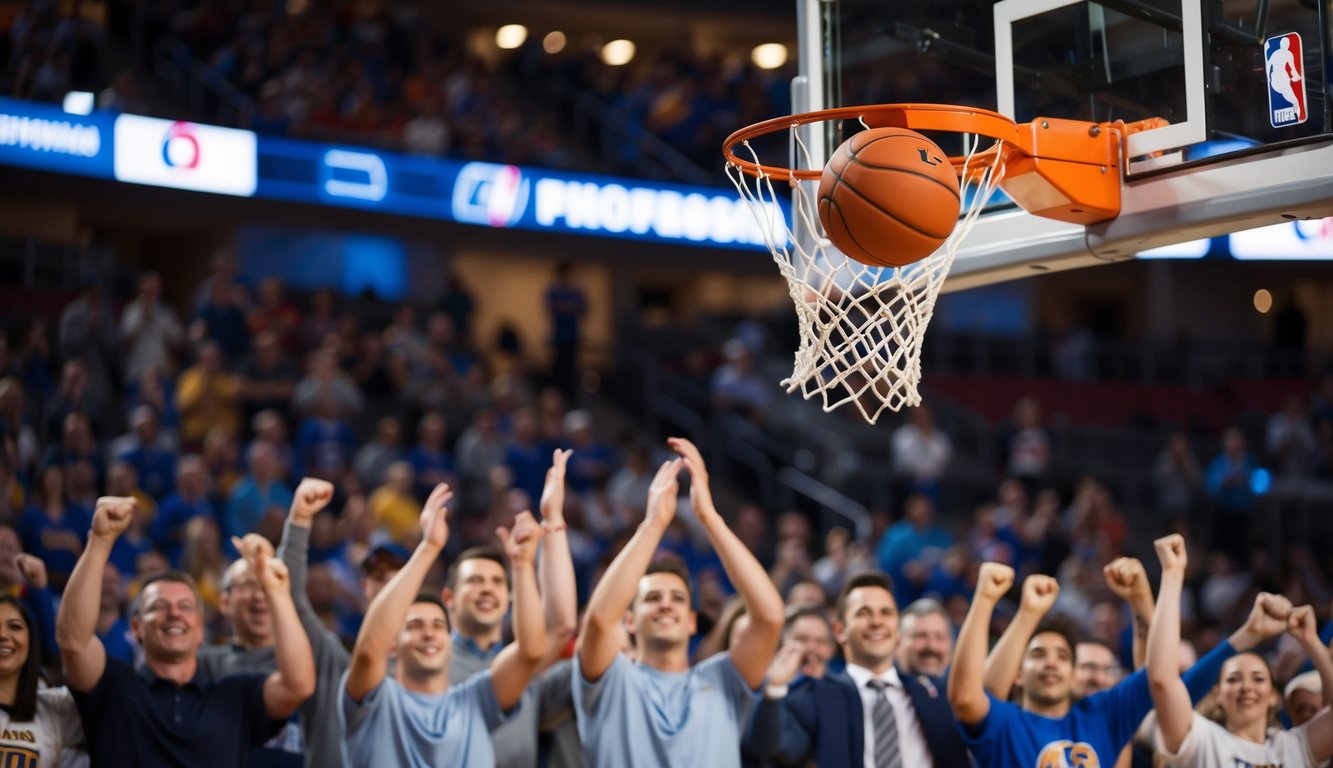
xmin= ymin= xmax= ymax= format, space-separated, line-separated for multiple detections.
xmin=723 ymin=103 xmax=1024 ymax=182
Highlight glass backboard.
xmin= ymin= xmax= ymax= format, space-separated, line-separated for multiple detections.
xmin=793 ymin=0 xmax=1333 ymax=288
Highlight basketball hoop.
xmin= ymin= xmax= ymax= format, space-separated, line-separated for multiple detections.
xmin=723 ymin=103 xmax=1143 ymax=424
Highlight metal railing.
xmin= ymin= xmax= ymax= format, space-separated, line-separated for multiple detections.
xmin=152 ymin=37 xmax=255 ymax=127
xmin=776 ymin=466 xmax=872 ymax=541
xmin=545 ymin=77 xmax=714 ymax=186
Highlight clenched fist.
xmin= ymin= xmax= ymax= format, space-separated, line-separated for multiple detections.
xmin=291 ymin=478 xmax=335 ymax=525
xmin=976 ymin=562 xmax=1015 ymax=603
xmin=92 ymin=497 xmax=136 ymax=540
xmin=1021 ymin=574 xmax=1060 ymax=616
xmin=1103 ymin=557 xmax=1150 ymax=602
xmin=1153 ymin=534 xmax=1187 ymax=575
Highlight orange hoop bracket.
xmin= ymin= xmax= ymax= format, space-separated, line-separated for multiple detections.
xmin=721 ymin=103 xmax=1159 ymax=225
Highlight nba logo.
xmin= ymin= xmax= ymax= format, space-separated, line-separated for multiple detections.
xmin=1265 ymin=33 xmax=1307 ymax=128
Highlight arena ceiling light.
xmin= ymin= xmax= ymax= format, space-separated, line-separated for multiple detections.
xmin=600 ymin=39 xmax=635 ymax=66
xmin=750 ymin=43 xmax=787 ymax=70
xmin=496 ymin=24 xmax=528 ymax=50
xmin=543 ymin=31 xmax=567 ymax=54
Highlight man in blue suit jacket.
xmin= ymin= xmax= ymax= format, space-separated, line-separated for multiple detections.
xmin=746 ymin=572 xmax=970 ymax=767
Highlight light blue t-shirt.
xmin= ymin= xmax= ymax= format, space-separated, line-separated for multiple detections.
xmin=339 ymin=669 xmax=511 ymax=768
xmin=959 ymin=669 xmax=1153 ymax=767
xmin=573 ymin=652 xmax=759 ymax=768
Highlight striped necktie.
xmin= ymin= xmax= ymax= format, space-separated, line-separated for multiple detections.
xmin=866 ymin=678 xmax=903 ymax=768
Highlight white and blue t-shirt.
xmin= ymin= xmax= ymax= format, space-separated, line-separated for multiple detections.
xmin=574 ymin=653 xmax=759 ymax=768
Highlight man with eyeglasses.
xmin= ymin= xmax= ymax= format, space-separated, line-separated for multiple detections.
xmin=57 ymin=496 xmax=316 ymax=767
xmin=198 ymin=478 xmax=342 ymax=768
xmin=1073 ymin=640 xmax=1124 ymax=698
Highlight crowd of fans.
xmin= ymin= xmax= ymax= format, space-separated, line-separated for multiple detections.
xmin=0 ymin=254 xmax=1331 ymax=765
xmin=2 ymin=0 xmax=796 ymax=181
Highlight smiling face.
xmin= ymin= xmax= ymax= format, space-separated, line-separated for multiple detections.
xmin=786 ymin=614 xmax=836 ymax=679
xmin=898 ymin=611 xmax=953 ymax=677
xmin=1218 ymin=653 xmax=1278 ymax=732
xmin=0 ymin=602 xmax=30 ymax=680
xmin=836 ymin=586 xmax=899 ymax=673
xmin=395 ymin=601 xmax=452 ymax=682
xmin=449 ymin=557 xmax=510 ymax=637
xmin=133 ymin=579 xmax=204 ymax=664
xmin=628 ymin=572 xmax=696 ymax=653
xmin=1021 ymin=631 xmax=1074 ymax=709
xmin=221 ymin=560 xmax=272 ymax=648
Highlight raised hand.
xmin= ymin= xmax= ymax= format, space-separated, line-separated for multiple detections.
xmin=418 ymin=483 xmax=453 ymax=551
xmin=976 ymin=562 xmax=1015 ymax=603
xmin=496 ymin=510 xmax=544 ymax=567
xmin=1251 ymin=592 xmax=1294 ymax=639
xmin=1020 ymin=574 xmax=1060 ymax=615
xmin=667 ymin=437 xmax=717 ymax=523
xmin=1288 ymin=604 xmax=1321 ymax=649
xmin=231 ymin=533 xmax=275 ymax=562
xmin=1153 ymin=534 xmax=1188 ymax=575
xmin=14 ymin=553 xmax=47 ymax=590
xmin=231 ymin=534 xmax=289 ymax=594
xmin=766 ymin=641 xmax=805 ymax=688
xmin=539 ymin=449 xmax=573 ymax=523
xmin=91 ymin=497 xmax=136 ymax=540
xmin=290 ymin=478 xmax=335 ymax=525
xmin=644 ymin=458 xmax=682 ymax=530
xmin=1103 ymin=557 xmax=1151 ymax=601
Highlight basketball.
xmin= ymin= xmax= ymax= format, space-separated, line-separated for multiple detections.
xmin=817 ymin=127 xmax=961 ymax=268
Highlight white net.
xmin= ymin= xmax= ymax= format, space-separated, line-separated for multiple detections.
xmin=726 ymin=125 xmax=1008 ymax=424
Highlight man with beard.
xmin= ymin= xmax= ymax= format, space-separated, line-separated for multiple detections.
xmin=748 ymin=572 xmax=968 ymax=766
xmin=948 ymin=563 xmax=1287 ymax=766
xmin=574 ymin=438 xmax=784 ymax=768
xmin=897 ymin=598 xmax=953 ymax=678
xmin=341 ymin=483 xmax=546 ymax=766
xmin=57 ymin=496 xmax=315 ymax=766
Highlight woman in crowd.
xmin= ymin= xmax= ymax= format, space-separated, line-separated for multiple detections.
xmin=1148 ymin=533 xmax=1333 ymax=766
xmin=0 ymin=595 xmax=85 ymax=762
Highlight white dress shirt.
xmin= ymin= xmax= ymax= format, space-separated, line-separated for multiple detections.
xmin=845 ymin=663 xmax=934 ymax=768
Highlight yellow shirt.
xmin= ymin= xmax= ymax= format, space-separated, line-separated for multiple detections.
xmin=369 ymin=486 xmax=419 ymax=543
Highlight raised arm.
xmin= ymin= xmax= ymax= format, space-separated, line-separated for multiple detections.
xmin=1288 ymin=605 xmax=1333 ymax=711
xmin=276 ymin=478 xmax=351 ymax=668
xmin=1103 ymin=557 xmax=1155 ymax=670
xmin=576 ymin=457 xmax=681 ymax=682
xmin=345 ymin=483 xmax=452 ymax=703
xmin=537 ymin=450 xmax=578 ymax=651
xmin=56 ymin=497 xmax=133 ymax=692
xmin=1147 ymin=534 xmax=1194 ymax=755
xmin=1298 ymin=610 xmax=1333 ymax=762
xmin=950 ymin=562 xmax=1015 ymax=725
xmin=233 ymin=534 xmax=317 ymax=718
xmin=671 ymin=437 xmax=783 ymax=689
xmin=983 ymin=573 xmax=1058 ymax=700
xmin=489 ymin=511 xmax=546 ymax=710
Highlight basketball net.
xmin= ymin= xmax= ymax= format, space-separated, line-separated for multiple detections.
xmin=726 ymin=127 xmax=1008 ymax=424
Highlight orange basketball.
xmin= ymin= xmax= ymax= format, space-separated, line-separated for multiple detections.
xmin=817 ymin=127 xmax=961 ymax=268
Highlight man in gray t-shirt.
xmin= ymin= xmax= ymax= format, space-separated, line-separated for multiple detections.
xmin=574 ymin=438 xmax=784 ymax=768
xmin=446 ymin=449 xmax=580 ymax=768
xmin=341 ymin=483 xmax=547 ymax=768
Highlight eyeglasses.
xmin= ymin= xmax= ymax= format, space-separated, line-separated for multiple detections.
xmin=1076 ymin=662 xmax=1121 ymax=676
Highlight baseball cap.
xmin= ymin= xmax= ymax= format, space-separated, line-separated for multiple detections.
xmin=360 ymin=542 xmax=410 ymax=574
xmin=1285 ymin=670 xmax=1322 ymax=701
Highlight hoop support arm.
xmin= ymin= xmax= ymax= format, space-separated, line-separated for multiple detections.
xmin=722 ymin=103 xmax=1172 ymax=225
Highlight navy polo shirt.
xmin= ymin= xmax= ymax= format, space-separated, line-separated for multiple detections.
xmin=73 ymin=656 xmax=282 ymax=767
